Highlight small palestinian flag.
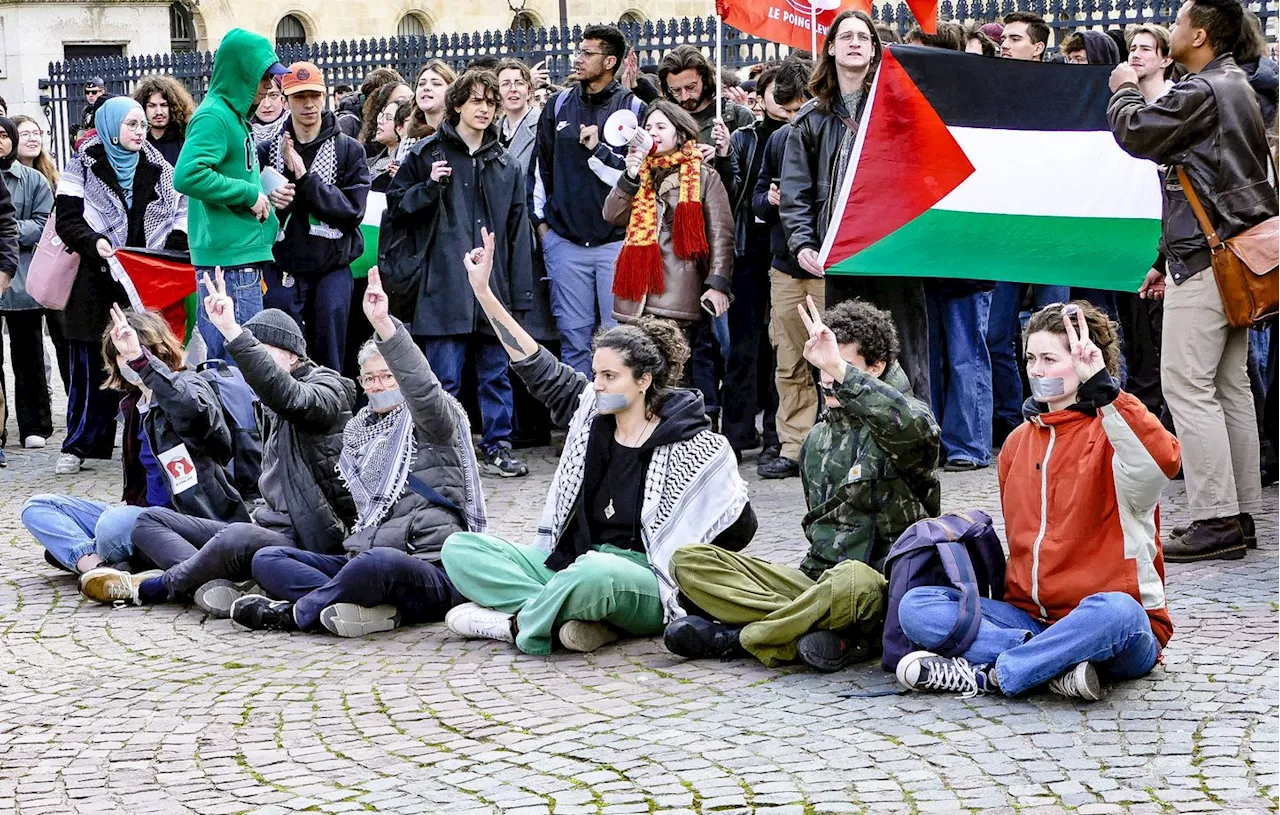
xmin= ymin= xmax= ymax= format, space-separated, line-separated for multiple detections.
xmin=110 ymin=249 xmax=198 ymax=340
xmin=821 ymin=45 xmax=1162 ymax=291
xmin=350 ymin=190 xmax=386 ymax=280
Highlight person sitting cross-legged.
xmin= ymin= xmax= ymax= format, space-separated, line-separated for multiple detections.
xmin=664 ymin=297 xmax=941 ymax=671
xmin=895 ymin=302 xmax=1180 ymax=701
xmin=441 ymin=229 xmax=756 ymax=656
xmin=229 ymin=265 xmax=483 ymax=637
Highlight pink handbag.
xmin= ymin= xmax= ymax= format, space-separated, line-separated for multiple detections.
xmin=26 ymin=216 xmax=81 ymax=309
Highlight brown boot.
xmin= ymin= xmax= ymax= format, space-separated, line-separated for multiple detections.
xmin=1171 ymin=512 xmax=1257 ymax=549
xmin=1164 ymin=517 xmax=1247 ymax=562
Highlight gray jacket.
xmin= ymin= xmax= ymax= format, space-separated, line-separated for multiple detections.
xmin=502 ymin=108 xmax=539 ymax=175
xmin=226 ymin=330 xmax=358 ymax=554
xmin=0 ymin=163 xmax=53 ymax=311
xmin=346 ymin=322 xmax=468 ymax=561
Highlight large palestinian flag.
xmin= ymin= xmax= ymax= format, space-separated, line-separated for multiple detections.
xmin=821 ymin=45 xmax=1162 ymax=292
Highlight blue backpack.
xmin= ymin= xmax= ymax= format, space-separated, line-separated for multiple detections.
xmin=881 ymin=510 xmax=1007 ymax=672
xmin=197 ymin=360 xmax=263 ymax=503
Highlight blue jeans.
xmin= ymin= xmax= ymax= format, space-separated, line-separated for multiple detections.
xmin=899 ymin=586 xmax=1160 ymax=696
xmin=540 ymin=229 xmax=621 ymax=375
xmin=986 ymin=282 xmax=1071 ymax=431
xmin=196 ymin=265 xmax=264 ymax=364
xmin=251 ymin=546 xmax=463 ymax=631
xmin=21 ymin=495 xmax=147 ymax=570
xmin=926 ymin=289 xmax=993 ymax=466
xmin=423 ymin=335 xmax=513 ymax=454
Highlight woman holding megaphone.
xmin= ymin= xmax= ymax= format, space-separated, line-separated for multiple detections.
xmin=602 ymin=100 xmax=733 ymax=399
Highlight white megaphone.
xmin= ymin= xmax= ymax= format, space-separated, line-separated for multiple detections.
xmin=604 ymin=108 xmax=655 ymax=155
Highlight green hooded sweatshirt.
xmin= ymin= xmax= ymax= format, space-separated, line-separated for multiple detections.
xmin=174 ymin=28 xmax=280 ymax=267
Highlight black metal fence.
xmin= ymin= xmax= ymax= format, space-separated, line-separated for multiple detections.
xmin=39 ymin=0 xmax=1276 ymax=164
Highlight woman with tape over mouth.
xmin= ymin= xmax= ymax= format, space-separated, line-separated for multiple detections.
xmin=894 ymin=302 xmax=1182 ymax=702
xmin=441 ymin=227 xmax=756 ymax=656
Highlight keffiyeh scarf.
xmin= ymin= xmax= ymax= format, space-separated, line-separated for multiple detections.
xmin=338 ymin=403 xmax=417 ymax=531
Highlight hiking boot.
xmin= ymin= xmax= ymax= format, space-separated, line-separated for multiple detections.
xmin=558 ymin=620 xmax=619 ymax=652
xmin=1172 ymin=513 xmax=1256 ymax=549
xmin=943 ymin=459 xmax=987 ymax=473
xmin=759 ymin=444 xmax=781 ymax=465
xmin=55 ymin=453 xmax=82 ymax=474
xmin=484 ymin=445 xmax=529 ymax=478
xmin=896 ymin=651 xmax=998 ymax=697
xmin=193 ymin=579 xmax=252 ymax=618
xmin=445 ymin=602 xmax=515 ymax=643
xmin=1047 ymin=661 xmax=1106 ymax=701
xmin=230 ymin=595 xmax=298 ymax=632
xmin=758 ymin=455 xmax=799 ymax=479
xmin=796 ymin=630 xmax=868 ymax=673
xmin=319 ymin=603 xmax=401 ymax=638
xmin=663 ymin=616 xmax=746 ymax=660
xmin=79 ymin=568 xmax=162 ymax=605
xmin=1164 ymin=517 xmax=1246 ymax=562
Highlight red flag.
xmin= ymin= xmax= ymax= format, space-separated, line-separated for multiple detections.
xmin=716 ymin=0 xmax=872 ymax=51
xmin=907 ymin=0 xmax=940 ymax=34
xmin=111 ymin=249 xmax=198 ymax=340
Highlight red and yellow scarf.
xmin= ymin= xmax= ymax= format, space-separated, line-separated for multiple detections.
xmin=612 ymin=141 xmax=708 ymax=301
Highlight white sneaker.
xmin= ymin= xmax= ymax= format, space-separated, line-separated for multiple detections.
xmin=79 ymin=568 xmax=163 ymax=605
xmin=445 ymin=602 xmax=515 ymax=643
xmin=558 ymin=620 xmax=619 ymax=653
xmin=1047 ymin=661 xmax=1106 ymax=701
xmin=23 ymin=435 xmax=46 ymax=449
xmin=55 ymin=453 xmax=83 ymax=474
xmin=319 ymin=603 xmax=401 ymax=637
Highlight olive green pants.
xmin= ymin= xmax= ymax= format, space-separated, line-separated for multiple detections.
xmin=441 ymin=532 xmax=666 ymax=655
xmin=670 ymin=544 xmax=888 ymax=666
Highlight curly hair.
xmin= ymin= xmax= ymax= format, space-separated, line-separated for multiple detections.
xmin=824 ymin=299 xmax=899 ymax=367
xmin=359 ymin=81 xmax=410 ymax=144
xmin=1024 ymin=301 xmax=1122 ymax=377
xmin=132 ymin=74 xmax=195 ymax=138
xmin=658 ymin=44 xmax=717 ymax=107
xmin=445 ymin=69 xmax=501 ymax=125
xmin=100 ymin=309 xmax=187 ymax=391
xmin=593 ymin=315 xmax=691 ymax=414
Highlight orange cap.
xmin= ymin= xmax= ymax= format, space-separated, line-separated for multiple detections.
xmin=282 ymin=61 xmax=326 ymax=95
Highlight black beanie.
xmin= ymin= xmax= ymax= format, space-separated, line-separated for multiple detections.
xmin=244 ymin=309 xmax=306 ymax=358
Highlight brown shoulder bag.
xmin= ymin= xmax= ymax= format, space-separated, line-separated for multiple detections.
xmin=1176 ymin=165 xmax=1278 ymax=328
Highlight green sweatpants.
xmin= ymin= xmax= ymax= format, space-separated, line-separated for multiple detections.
xmin=440 ymin=532 xmax=666 ymax=655
xmin=670 ymin=544 xmax=888 ymax=667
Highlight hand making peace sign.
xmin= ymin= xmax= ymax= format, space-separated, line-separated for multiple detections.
xmin=797 ymin=294 xmax=846 ymax=382
xmin=201 ymin=268 xmax=239 ymax=339
xmin=109 ymin=303 xmax=142 ymax=361
xmin=1063 ymin=305 xmax=1106 ymax=383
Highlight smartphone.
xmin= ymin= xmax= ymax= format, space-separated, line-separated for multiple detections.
xmin=700 ymin=296 xmax=717 ymax=316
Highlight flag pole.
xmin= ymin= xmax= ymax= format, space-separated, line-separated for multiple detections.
xmin=810 ymin=3 xmax=817 ymax=55
xmin=715 ymin=12 xmax=724 ymax=121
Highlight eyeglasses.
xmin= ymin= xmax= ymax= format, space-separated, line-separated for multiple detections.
xmin=834 ymin=31 xmax=873 ymax=43
xmin=17 ymin=130 xmax=44 ymax=140
xmin=359 ymin=372 xmax=397 ymax=387
xmin=576 ymin=48 xmax=606 ymax=59
xmin=499 ymin=79 xmax=529 ymax=90
xmin=121 ymin=120 xmax=148 ymax=131
xmin=377 ymin=111 xmax=397 ymax=122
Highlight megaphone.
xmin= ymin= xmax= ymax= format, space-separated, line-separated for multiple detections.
xmin=604 ymin=108 xmax=655 ymax=155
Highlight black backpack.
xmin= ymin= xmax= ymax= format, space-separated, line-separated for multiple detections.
xmin=376 ymin=140 xmax=448 ymax=300
xmin=197 ymin=360 xmax=263 ymax=502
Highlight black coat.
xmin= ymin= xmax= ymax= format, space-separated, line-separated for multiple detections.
xmin=780 ymin=95 xmax=862 ymax=260
xmin=0 ymin=175 xmax=16 ymax=279
xmin=386 ymin=120 xmax=533 ymax=338
xmin=258 ymin=113 xmax=371 ymax=279
xmin=226 ymin=330 xmax=357 ymax=553
xmin=127 ymin=352 xmax=250 ymax=524
xmin=54 ymin=142 xmax=187 ymax=343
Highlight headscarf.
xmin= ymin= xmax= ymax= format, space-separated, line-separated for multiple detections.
xmin=95 ymin=96 xmax=144 ymax=206
xmin=0 ymin=117 xmax=17 ymax=171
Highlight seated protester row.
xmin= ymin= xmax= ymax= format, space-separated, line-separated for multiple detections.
xmin=666 ymin=297 xmax=941 ymax=671
xmin=897 ymin=303 xmax=1180 ymax=701
xmin=230 ymin=266 xmax=484 ymax=636
xmin=24 ymin=306 xmax=246 ymax=588
xmin=442 ymin=229 xmax=756 ymax=655
xmin=78 ymin=290 xmax=352 ymax=610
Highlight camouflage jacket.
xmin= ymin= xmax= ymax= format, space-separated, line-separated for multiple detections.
xmin=798 ymin=362 xmax=941 ymax=579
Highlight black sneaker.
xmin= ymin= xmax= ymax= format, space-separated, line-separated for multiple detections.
xmin=484 ymin=445 xmax=529 ymax=478
xmin=896 ymin=651 xmax=998 ymax=697
xmin=759 ymin=444 xmax=781 ymax=465
xmin=230 ymin=594 xmax=298 ymax=632
xmin=796 ymin=630 xmax=868 ymax=673
xmin=663 ymin=616 xmax=746 ymax=660
xmin=943 ymin=459 xmax=987 ymax=473
xmin=758 ymin=455 xmax=799 ymax=479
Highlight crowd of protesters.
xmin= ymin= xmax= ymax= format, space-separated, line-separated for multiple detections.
xmin=0 ymin=0 xmax=1275 ymax=702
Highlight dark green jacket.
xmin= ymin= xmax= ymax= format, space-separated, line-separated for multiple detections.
xmin=798 ymin=362 xmax=940 ymax=578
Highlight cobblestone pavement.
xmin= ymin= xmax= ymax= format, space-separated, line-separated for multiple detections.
xmin=0 ymin=372 xmax=1275 ymax=814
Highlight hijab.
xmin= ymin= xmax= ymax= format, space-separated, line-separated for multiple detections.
xmin=95 ymin=96 xmax=144 ymax=206
xmin=0 ymin=117 xmax=17 ymax=171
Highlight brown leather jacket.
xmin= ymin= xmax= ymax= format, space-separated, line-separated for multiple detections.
xmin=603 ymin=163 xmax=734 ymax=322
xmin=1108 ymin=55 xmax=1278 ymax=284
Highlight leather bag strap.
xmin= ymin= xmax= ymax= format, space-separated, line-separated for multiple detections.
xmin=1176 ymin=165 xmax=1223 ymax=251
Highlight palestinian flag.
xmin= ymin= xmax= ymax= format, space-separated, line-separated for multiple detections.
xmin=821 ymin=45 xmax=1162 ymax=292
xmin=110 ymin=249 xmax=199 ymax=340
xmin=350 ymin=190 xmax=386 ymax=280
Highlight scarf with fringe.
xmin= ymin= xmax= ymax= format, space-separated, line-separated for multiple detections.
xmin=612 ymin=141 xmax=708 ymax=301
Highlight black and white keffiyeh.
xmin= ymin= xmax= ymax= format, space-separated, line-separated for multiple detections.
xmin=338 ymin=403 xmax=417 ymax=531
